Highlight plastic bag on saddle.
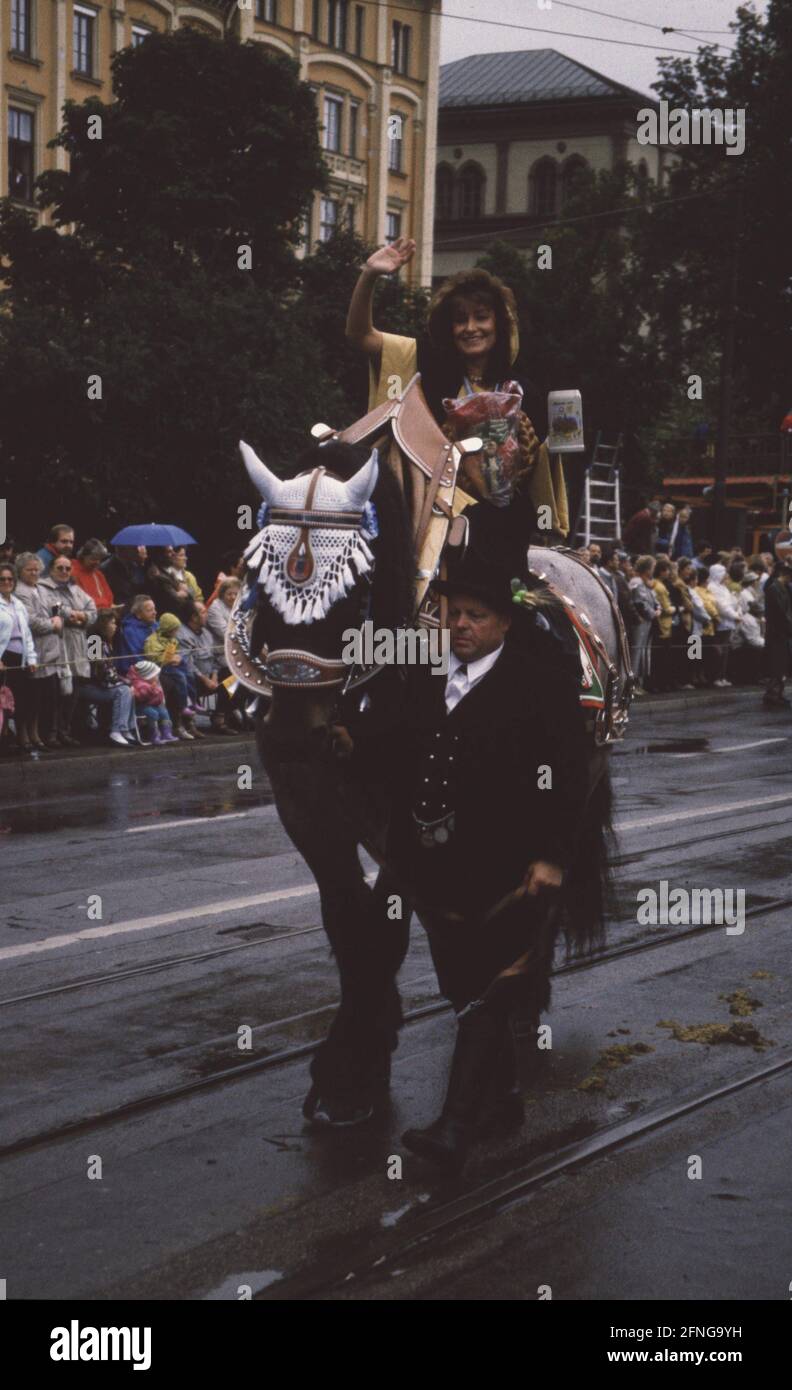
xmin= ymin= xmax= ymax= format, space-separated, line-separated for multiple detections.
xmin=442 ymin=381 xmax=524 ymax=508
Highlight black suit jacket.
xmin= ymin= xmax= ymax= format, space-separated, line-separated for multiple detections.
xmin=384 ymin=634 xmax=589 ymax=919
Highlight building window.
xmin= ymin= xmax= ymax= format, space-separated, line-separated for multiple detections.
xmin=391 ymin=21 xmax=410 ymax=75
xmin=561 ymin=155 xmax=588 ymax=206
xmin=11 ymin=0 xmax=32 ymax=56
xmin=131 ymin=25 xmax=152 ymax=48
xmin=256 ymin=0 xmax=278 ymax=19
xmin=312 ymin=0 xmax=321 ymax=39
xmin=328 ymin=0 xmax=347 ymax=49
xmin=348 ymin=102 xmax=359 ymax=159
xmin=528 ymin=158 xmax=557 ymax=217
xmin=458 ymin=164 xmax=484 ymax=219
xmin=323 ymin=95 xmax=342 ymax=153
xmin=319 ymin=196 xmax=338 ymax=242
xmin=8 ymin=107 xmax=35 ymax=203
xmin=73 ymin=5 xmax=96 ymax=77
xmin=346 ymin=202 xmax=356 ymax=231
xmin=387 ymin=112 xmax=403 ymax=172
xmin=385 ymin=211 xmax=401 ymax=244
xmin=436 ymin=165 xmax=454 ymax=220
xmin=354 ymin=5 xmax=364 ymax=56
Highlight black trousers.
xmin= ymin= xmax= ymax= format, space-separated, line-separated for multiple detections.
xmin=416 ymin=896 xmax=558 ymax=1017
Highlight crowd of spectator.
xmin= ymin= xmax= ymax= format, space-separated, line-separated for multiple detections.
xmin=0 ymin=523 xmax=251 ymax=758
xmin=4 ymin=504 xmax=792 ymax=758
xmin=578 ymin=499 xmax=792 ymax=708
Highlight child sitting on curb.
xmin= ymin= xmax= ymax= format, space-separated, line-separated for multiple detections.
xmin=143 ymin=611 xmax=198 ymax=740
xmin=127 ymin=661 xmax=179 ymax=745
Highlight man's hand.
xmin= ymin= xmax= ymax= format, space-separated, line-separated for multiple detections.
xmin=523 ymin=861 xmax=564 ymax=896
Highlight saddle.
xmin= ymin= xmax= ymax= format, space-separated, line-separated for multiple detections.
xmin=318 ymin=373 xmax=473 ymax=615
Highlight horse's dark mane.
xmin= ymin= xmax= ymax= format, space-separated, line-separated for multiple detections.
xmin=294 ymin=440 xmax=415 ymax=631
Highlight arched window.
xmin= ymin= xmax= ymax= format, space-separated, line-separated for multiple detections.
xmin=436 ymin=164 xmax=454 ymax=220
xmin=528 ymin=158 xmax=557 ymax=217
xmin=561 ymin=155 xmax=588 ymax=206
xmin=458 ymin=163 xmax=484 ymax=219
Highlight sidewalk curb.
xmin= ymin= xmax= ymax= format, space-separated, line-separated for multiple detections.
xmin=0 ymin=688 xmax=781 ymax=788
xmin=632 ymin=687 xmax=771 ymax=716
xmin=0 ymin=732 xmax=254 ymax=788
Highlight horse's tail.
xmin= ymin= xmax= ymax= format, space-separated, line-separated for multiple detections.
xmin=561 ymin=761 xmax=616 ymax=957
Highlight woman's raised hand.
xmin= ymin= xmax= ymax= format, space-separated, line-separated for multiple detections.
xmin=365 ymin=237 xmax=416 ymax=276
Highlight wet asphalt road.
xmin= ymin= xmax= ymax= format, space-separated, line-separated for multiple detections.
xmin=0 ymin=689 xmax=791 ymax=1301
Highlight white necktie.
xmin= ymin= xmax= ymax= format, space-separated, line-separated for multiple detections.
xmin=445 ymin=663 xmax=468 ymax=714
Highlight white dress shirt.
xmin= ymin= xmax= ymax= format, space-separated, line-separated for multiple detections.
xmin=444 ymin=642 xmax=505 ymax=714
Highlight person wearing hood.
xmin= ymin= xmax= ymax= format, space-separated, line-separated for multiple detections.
xmin=39 ymin=555 xmax=96 ymax=743
xmin=707 ymin=562 xmax=741 ymax=687
xmin=126 ymin=661 xmax=179 ymax=744
xmin=345 ymin=239 xmax=569 ymax=572
xmin=143 ymin=611 xmax=198 ymax=740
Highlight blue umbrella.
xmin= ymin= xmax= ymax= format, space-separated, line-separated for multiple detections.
xmin=110 ymin=524 xmax=198 ymax=547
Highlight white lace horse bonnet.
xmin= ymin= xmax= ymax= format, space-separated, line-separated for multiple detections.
xmin=239 ymin=441 xmax=379 ymax=625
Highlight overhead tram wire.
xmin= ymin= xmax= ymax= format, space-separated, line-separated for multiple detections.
xmin=551 ymin=0 xmax=737 ymax=51
xmin=351 ymin=1 xmax=705 ymax=57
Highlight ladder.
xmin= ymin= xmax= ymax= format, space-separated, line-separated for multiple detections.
xmin=575 ymin=432 xmax=623 ymax=546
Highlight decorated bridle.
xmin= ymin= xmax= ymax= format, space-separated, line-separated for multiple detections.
xmin=226 ymin=443 xmax=382 ymax=694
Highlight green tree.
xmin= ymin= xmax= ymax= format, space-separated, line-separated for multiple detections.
xmin=298 ymin=228 xmax=430 ymax=419
xmin=0 ymin=31 xmax=343 ymax=553
xmin=633 ymin=0 xmax=792 ymax=432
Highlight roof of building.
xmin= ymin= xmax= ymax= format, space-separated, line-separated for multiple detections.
xmin=439 ymin=48 xmax=651 ymax=109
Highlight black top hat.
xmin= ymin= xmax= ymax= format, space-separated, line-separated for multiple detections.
xmin=432 ymin=554 xmax=515 ymax=615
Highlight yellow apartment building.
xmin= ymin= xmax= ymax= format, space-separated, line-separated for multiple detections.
xmin=1 ymin=0 xmax=441 ymax=284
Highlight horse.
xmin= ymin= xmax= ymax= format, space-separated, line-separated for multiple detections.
xmin=226 ymin=382 xmax=632 ymax=1125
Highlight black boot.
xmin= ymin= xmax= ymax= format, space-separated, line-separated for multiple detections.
xmin=477 ymin=1018 xmax=524 ymax=1135
xmin=402 ymin=1000 xmax=502 ymax=1174
xmin=303 ymin=978 xmax=401 ymax=1127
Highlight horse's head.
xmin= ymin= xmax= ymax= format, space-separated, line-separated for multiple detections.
xmin=229 ymin=438 xmax=386 ymax=749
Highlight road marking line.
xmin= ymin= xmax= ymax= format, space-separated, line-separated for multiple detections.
xmin=126 ymin=811 xmax=253 ymax=833
xmin=0 ymin=884 xmax=320 ymax=962
xmin=0 ymin=870 xmax=379 ymax=964
xmin=617 ymin=790 xmax=792 ymax=832
xmin=667 ymin=737 xmax=788 ymax=758
xmin=713 ymin=737 xmax=788 ymax=753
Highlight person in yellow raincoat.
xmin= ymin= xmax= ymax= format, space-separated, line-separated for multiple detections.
xmin=345 ymin=238 xmax=569 ymax=574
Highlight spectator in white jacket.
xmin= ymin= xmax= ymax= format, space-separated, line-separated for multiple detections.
xmin=0 ymin=561 xmax=38 ymax=754
xmin=707 ymin=563 xmax=741 ymax=687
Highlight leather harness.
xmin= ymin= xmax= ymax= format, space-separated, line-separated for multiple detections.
xmin=226 ymin=375 xmax=464 ymax=694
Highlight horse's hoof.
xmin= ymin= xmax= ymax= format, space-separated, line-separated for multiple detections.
xmin=302 ymin=1085 xmax=375 ymax=1128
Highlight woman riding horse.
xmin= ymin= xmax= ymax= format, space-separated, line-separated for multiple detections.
xmin=346 ymin=237 xmax=570 ymax=573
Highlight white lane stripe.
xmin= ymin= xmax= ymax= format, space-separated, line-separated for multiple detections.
xmin=0 ymin=869 xmax=379 ymax=964
xmin=0 ymin=884 xmax=320 ymax=963
xmin=4 ymin=793 xmax=791 ymax=962
xmin=667 ymin=737 xmax=788 ymax=758
xmin=616 ymin=790 xmax=792 ymax=832
xmin=714 ymin=737 xmax=788 ymax=753
xmin=126 ymin=811 xmax=252 ymax=834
